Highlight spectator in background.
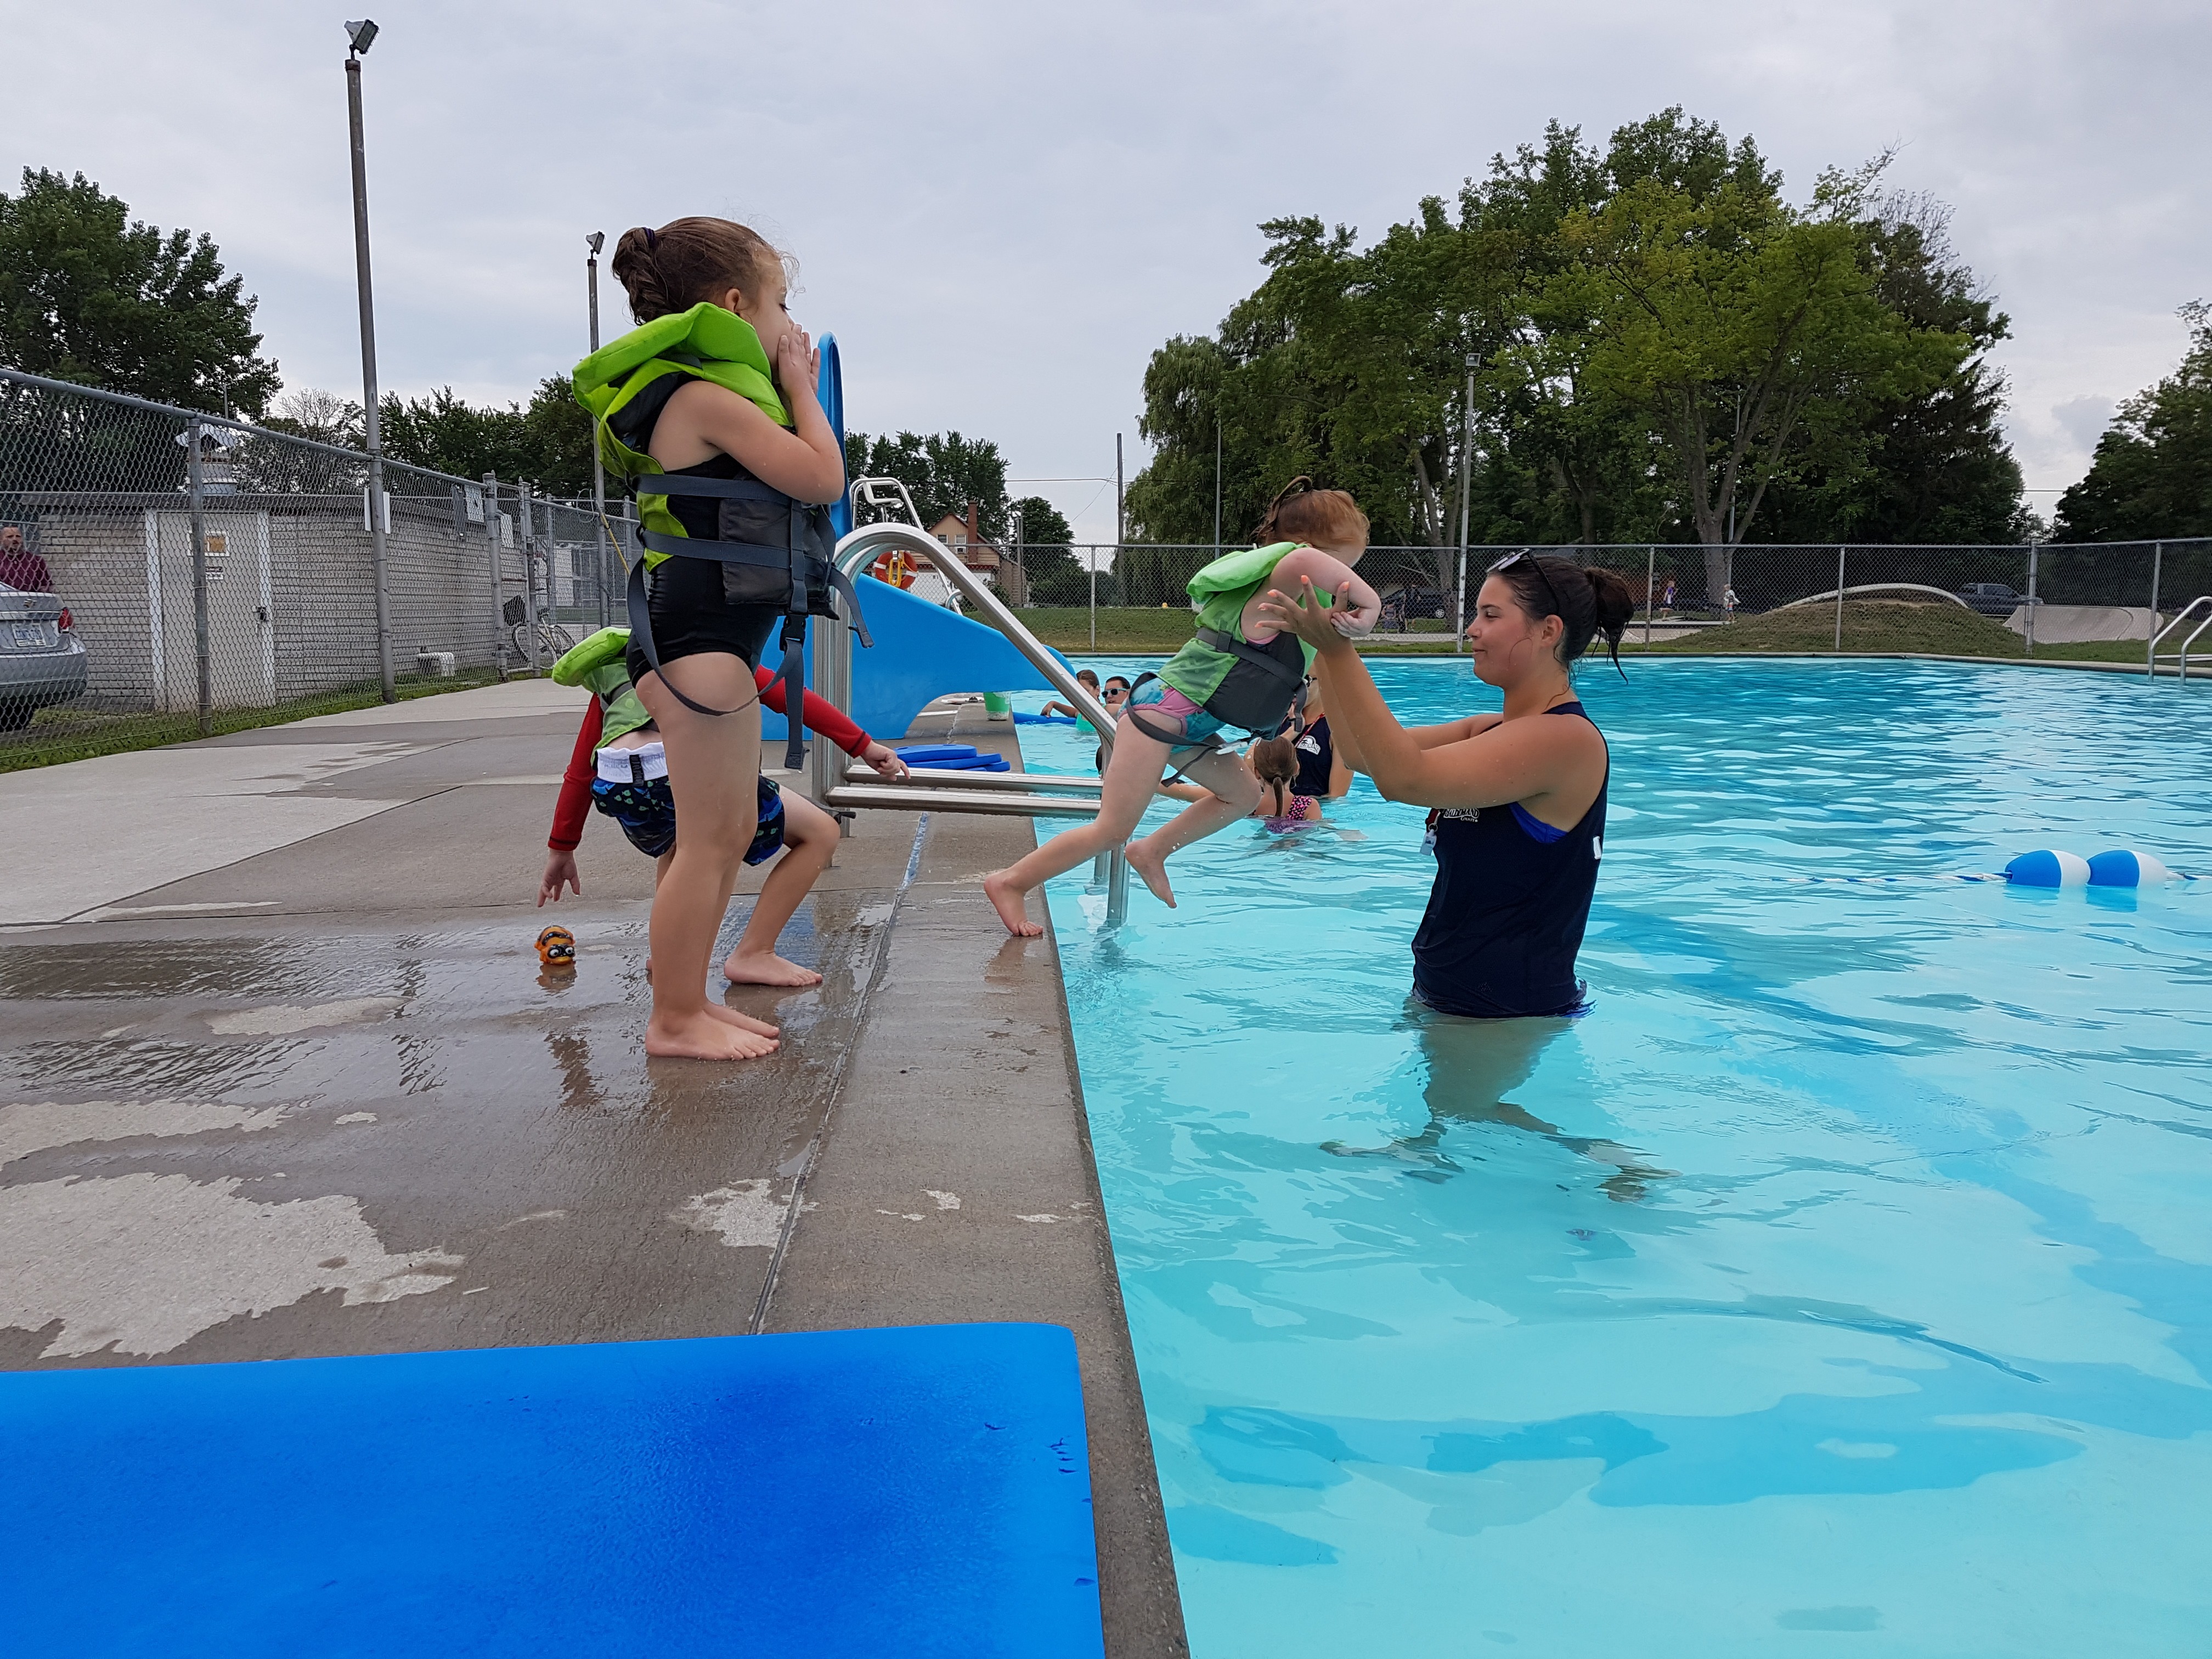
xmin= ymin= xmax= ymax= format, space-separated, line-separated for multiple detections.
xmin=0 ymin=526 xmax=52 ymax=593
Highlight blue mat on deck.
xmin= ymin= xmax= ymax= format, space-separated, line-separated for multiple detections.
xmin=0 ymin=1323 xmax=1103 ymax=1658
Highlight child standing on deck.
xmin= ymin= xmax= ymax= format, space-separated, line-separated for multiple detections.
xmin=981 ymin=482 xmax=1381 ymax=934
xmin=538 ymin=629 xmax=907 ymax=1036
xmin=573 ymin=217 xmax=848 ymax=1062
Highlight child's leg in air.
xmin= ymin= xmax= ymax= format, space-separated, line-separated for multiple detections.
xmin=637 ymin=652 xmax=774 ymax=1060
xmin=724 ymin=789 xmax=836 ymax=988
xmin=984 ymin=719 xmax=1180 ymax=936
xmin=1123 ymin=747 xmax=1262 ymax=908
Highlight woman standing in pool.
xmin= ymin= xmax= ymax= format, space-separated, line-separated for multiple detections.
xmin=579 ymin=218 xmax=848 ymax=1060
xmin=1258 ymin=552 xmax=1632 ymax=1017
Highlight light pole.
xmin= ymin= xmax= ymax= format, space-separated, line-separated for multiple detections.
xmin=1455 ymin=353 xmax=1475 ymax=653
xmin=344 ymin=18 xmax=394 ymax=701
xmin=1212 ymin=410 xmax=1222 ymax=558
xmin=586 ymin=231 xmax=609 ymax=627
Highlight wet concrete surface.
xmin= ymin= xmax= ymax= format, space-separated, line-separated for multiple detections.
xmin=0 ymin=681 xmax=1184 ymax=1656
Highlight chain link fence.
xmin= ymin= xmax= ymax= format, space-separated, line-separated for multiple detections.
xmin=7 ymin=363 xmax=2208 ymax=766
xmin=1000 ymin=538 xmax=2212 ymax=660
xmin=0 ymin=367 xmax=639 ymax=763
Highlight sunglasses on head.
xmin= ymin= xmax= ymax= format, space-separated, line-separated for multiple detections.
xmin=1488 ymin=548 xmax=1565 ymax=624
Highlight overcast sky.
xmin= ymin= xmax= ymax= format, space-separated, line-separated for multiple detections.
xmin=5 ymin=0 xmax=2205 ymax=539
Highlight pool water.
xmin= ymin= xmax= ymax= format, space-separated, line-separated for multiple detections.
xmin=1020 ymin=658 xmax=2212 ymax=1658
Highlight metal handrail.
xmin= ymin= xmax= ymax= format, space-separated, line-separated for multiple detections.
xmin=809 ymin=520 xmax=1131 ymax=917
xmin=2148 ymin=596 xmax=2212 ymax=680
xmin=847 ymin=760 xmax=1104 ymax=795
xmin=811 ymin=520 xmax=1119 ymax=803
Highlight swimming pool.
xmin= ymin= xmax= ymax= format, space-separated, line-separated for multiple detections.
xmin=1022 ymin=658 xmax=2212 ymax=1658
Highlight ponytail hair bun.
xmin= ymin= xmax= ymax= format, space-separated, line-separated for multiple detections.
xmin=608 ymin=217 xmax=786 ymax=325
xmin=1246 ymin=733 xmax=1300 ymax=817
xmin=1490 ymin=555 xmax=1635 ymax=679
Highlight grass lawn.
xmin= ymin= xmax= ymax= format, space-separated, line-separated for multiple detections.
xmin=1619 ymin=601 xmax=2163 ymax=668
xmin=0 ymin=667 xmax=508 ymax=774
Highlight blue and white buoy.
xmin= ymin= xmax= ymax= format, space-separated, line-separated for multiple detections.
xmin=2004 ymin=850 xmax=2091 ymax=888
xmin=2085 ymin=849 xmax=2178 ymax=887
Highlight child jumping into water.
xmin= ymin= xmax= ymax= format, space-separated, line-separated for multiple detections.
xmin=983 ymin=481 xmax=1381 ymax=934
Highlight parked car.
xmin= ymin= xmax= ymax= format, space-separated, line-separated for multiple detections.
xmin=0 ymin=585 xmax=88 ymax=729
xmin=1958 ymin=582 xmax=2040 ymax=618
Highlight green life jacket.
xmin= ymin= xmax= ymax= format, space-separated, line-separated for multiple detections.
xmin=551 ymin=627 xmax=652 ymax=742
xmin=568 ymin=303 xmax=866 ymax=757
xmin=1155 ymin=543 xmax=1329 ymax=732
xmin=572 ymin=303 xmax=788 ymax=566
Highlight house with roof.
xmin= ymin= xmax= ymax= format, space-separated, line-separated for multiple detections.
xmin=927 ymin=501 xmax=1026 ymax=605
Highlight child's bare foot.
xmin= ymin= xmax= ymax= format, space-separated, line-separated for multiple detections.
xmin=646 ymin=1007 xmax=779 ymax=1060
xmin=723 ymin=949 xmax=823 ymax=988
xmin=1124 ymin=839 xmax=1177 ymax=908
xmin=705 ymin=1001 xmax=780 ymax=1038
xmin=983 ymin=869 xmax=1043 ymax=937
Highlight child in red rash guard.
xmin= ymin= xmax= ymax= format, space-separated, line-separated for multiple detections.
xmin=540 ymin=637 xmax=909 ymax=991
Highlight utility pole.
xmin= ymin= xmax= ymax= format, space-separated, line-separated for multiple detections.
xmin=586 ymin=231 xmax=609 ymax=628
xmin=344 ymin=19 xmax=394 ymax=701
xmin=1212 ymin=412 xmax=1222 ymax=558
xmin=1115 ymin=432 xmax=1124 ymax=550
xmin=1455 ymin=353 xmax=1475 ymax=653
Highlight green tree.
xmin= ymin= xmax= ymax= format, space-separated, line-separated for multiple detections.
xmin=2055 ymin=302 xmax=2212 ymax=541
xmin=1745 ymin=194 xmax=2027 ymax=544
xmin=1559 ymin=128 xmax=1968 ymax=599
xmin=0 ymin=168 xmax=279 ymax=414
xmin=1126 ymin=110 xmax=2019 ymax=586
xmin=844 ymin=430 xmax=1009 ymax=535
xmin=371 ymin=376 xmax=590 ymax=494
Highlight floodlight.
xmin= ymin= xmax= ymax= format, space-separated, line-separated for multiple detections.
xmin=346 ymin=19 xmax=379 ymax=54
xmin=586 ymin=232 xmax=605 ymax=256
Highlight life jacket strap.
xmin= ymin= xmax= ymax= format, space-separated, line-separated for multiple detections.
xmin=634 ymin=474 xmax=788 ymax=505
xmin=1119 ymin=674 xmax=1232 ymax=786
xmin=1194 ymin=625 xmax=1304 ymax=691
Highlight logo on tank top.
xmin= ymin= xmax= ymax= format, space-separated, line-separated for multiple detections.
xmin=1592 ymin=836 xmax=1602 ymax=860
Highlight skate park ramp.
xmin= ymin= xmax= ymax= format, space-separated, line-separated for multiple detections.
xmin=2006 ymin=605 xmax=2161 ymax=642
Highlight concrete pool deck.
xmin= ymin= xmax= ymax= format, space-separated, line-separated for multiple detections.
xmin=0 ymin=678 xmax=1187 ymax=1657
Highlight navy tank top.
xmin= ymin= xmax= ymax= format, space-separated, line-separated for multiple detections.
xmin=1410 ymin=701 xmax=1606 ymax=1018
xmin=1291 ymin=716 xmax=1335 ymax=797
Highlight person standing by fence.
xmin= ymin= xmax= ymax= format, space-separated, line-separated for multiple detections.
xmin=0 ymin=526 xmax=52 ymax=593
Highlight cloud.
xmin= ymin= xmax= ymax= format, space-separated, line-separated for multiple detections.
xmin=2052 ymin=397 xmax=2117 ymax=453
xmin=5 ymin=0 xmax=2207 ymax=537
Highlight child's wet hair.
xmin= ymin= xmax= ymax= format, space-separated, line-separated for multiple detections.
xmin=1247 ymin=735 xmax=1299 ymax=818
xmin=1255 ymin=477 xmax=1368 ymax=551
xmin=1075 ymin=669 xmax=1100 ymax=689
xmin=610 ymin=217 xmax=788 ymax=324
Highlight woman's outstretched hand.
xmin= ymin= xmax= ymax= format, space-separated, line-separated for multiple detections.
xmin=1257 ymin=575 xmax=1357 ymax=653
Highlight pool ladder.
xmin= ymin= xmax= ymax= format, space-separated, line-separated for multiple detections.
xmin=2147 ymin=596 xmax=2212 ymax=680
xmin=807 ymin=513 xmax=1133 ymax=925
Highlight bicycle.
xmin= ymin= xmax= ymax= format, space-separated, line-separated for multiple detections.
xmin=501 ymin=596 xmax=573 ymax=668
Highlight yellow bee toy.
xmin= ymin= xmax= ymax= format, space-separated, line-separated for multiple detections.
xmin=535 ymin=924 xmax=577 ymax=969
